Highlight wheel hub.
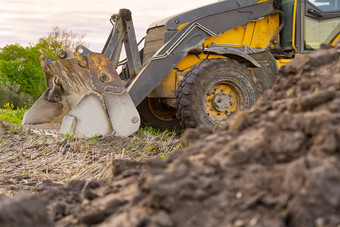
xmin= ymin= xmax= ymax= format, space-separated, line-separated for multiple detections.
xmin=212 ymin=93 xmax=231 ymax=112
xmin=205 ymin=82 xmax=239 ymax=124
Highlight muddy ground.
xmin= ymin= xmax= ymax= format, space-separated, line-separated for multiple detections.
xmin=0 ymin=43 xmax=340 ymax=227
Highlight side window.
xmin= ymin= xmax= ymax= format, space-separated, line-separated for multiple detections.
xmin=304 ymin=17 xmax=340 ymax=50
xmin=308 ymin=0 xmax=340 ymax=12
xmin=304 ymin=0 xmax=340 ymax=50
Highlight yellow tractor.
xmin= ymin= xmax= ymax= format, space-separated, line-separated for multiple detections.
xmin=22 ymin=0 xmax=340 ymax=137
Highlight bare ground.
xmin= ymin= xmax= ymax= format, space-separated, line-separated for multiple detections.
xmin=0 ymin=127 xmax=180 ymax=196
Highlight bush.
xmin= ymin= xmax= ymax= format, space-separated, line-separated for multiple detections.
xmin=0 ymin=44 xmax=46 ymax=101
xmin=0 ymin=81 xmax=33 ymax=108
xmin=0 ymin=103 xmax=27 ymax=124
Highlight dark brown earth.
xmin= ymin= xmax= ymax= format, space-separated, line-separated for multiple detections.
xmin=1 ymin=43 xmax=340 ymax=227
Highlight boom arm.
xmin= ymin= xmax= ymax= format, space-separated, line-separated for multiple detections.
xmin=102 ymin=9 xmax=142 ymax=78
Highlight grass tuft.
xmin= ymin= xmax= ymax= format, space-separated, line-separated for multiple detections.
xmin=137 ymin=126 xmax=179 ymax=138
xmin=0 ymin=103 xmax=27 ymax=124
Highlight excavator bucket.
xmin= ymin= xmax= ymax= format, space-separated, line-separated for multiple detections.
xmin=22 ymin=46 xmax=140 ymax=137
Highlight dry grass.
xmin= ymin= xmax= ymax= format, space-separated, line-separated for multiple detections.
xmin=0 ymin=125 xmax=180 ymax=196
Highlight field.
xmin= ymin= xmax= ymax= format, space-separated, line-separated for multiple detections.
xmin=0 ymin=43 xmax=339 ymax=227
xmin=0 ymin=124 xmax=180 ymax=196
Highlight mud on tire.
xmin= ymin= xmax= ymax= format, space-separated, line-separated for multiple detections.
xmin=176 ymin=58 xmax=259 ymax=129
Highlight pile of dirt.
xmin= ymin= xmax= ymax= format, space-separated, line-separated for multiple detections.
xmin=1 ymin=43 xmax=340 ymax=227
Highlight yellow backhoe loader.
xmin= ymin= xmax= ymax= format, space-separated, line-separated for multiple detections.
xmin=22 ymin=0 xmax=340 ymax=137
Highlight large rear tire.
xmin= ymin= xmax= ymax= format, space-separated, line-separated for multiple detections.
xmin=176 ymin=59 xmax=259 ymax=129
xmin=137 ymin=97 xmax=181 ymax=130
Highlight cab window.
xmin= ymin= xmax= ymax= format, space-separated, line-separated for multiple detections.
xmin=304 ymin=0 xmax=340 ymax=50
xmin=307 ymin=0 xmax=340 ymax=12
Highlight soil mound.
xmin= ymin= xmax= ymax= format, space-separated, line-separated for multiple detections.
xmin=1 ymin=43 xmax=340 ymax=227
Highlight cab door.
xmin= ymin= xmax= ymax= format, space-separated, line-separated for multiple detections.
xmin=299 ymin=0 xmax=340 ymax=52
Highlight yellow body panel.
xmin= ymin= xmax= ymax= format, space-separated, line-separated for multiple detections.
xmin=203 ymin=14 xmax=279 ymax=49
xmin=149 ymin=14 xmax=280 ymax=98
xmin=148 ymin=54 xmax=226 ymax=98
xmin=276 ymin=59 xmax=292 ymax=68
xmin=292 ymin=0 xmax=298 ymax=51
xmin=177 ymin=22 xmax=189 ymax=31
xmin=250 ymin=15 xmax=280 ymax=48
xmin=332 ymin=34 xmax=340 ymax=46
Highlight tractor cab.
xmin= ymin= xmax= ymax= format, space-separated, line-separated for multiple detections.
xmin=280 ymin=0 xmax=340 ymax=55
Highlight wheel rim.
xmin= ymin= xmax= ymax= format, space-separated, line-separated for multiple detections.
xmin=204 ymin=81 xmax=241 ymax=125
xmin=148 ymin=98 xmax=177 ymax=122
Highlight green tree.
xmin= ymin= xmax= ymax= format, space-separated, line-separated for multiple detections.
xmin=0 ymin=26 xmax=87 ymax=107
xmin=0 ymin=44 xmax=44 ymax=106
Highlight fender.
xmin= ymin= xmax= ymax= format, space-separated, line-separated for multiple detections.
xmin=204 ymin=46 xmax=278 ymax=92
xmin=203 ymin=46 xmax=261 ymax=68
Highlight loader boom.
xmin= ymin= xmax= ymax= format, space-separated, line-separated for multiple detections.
xmin=102 ymin=9 xmax=142 ymax=78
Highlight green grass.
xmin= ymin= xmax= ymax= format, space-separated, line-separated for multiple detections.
xmin=85 ymin=134 xmax=101 ymax=142
xmin=145 ymin=145 xmax=155 ymax=152
xmin=60 ymin=133 xmax=75 ymax=141
xmin=0 ymin=103 xmax=27 ymax=124
xmin=160 ymin=150 xmax=171 ymax=159
xmin=137 ymin=126 xmax=178 ymax=138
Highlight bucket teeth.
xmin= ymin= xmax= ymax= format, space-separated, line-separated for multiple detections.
xmin=22 ymin=46 xmax=140 ymax=137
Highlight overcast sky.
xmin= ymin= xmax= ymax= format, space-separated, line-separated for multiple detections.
xmin=0 ymin=0 xmax=217 ymax=52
